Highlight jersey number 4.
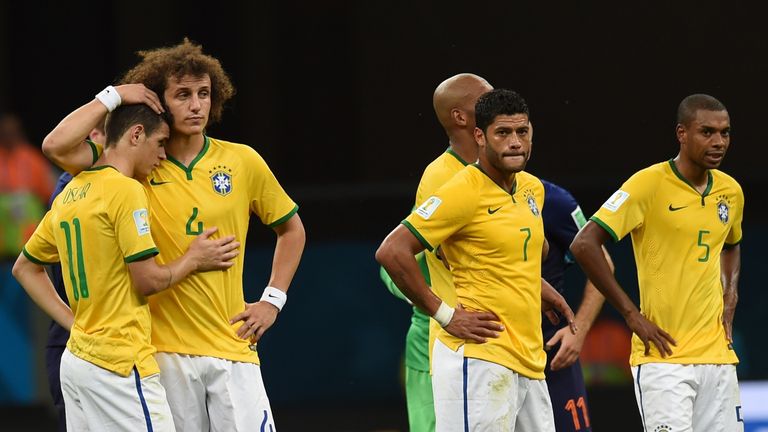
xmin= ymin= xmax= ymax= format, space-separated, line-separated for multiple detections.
xmin=186 ymin=207 xmax=204 ymax=235
xmin=60 ymin=218 xmax=89 ymax=300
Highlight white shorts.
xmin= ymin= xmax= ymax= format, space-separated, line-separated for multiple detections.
xmin=632 ymin=363 xmax=744 ymax=432
xmin=60 ymin=348 xmax=175 ymax=431
xmin=155 ymin=352 xmax=275 ymax=432
xmin=432 ymin=338 xmax=555 ymax=432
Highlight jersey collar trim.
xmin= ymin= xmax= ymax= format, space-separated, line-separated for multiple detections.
xmin=667 ymin=159 xmax=713 ymax=204
xmin=445 ymin=148 xmax=470 ymax=166
xmin=166 ymin=135 xmax=211 ymax=180
xmin=470 ymin=163 xmax=518 ymax=200
xmin=84 ymin=165 xmax=117 ymax=172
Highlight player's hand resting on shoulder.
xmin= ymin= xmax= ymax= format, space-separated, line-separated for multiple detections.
xmin=626 ymin=310 xmax=676 ymax=357
xmin=230 ymin=302 xmax=278 ymax=343
xmin=444 ymin=304 xmax=503 ymax=344
xmin=188 ymin=227 xmax=240 ymax=271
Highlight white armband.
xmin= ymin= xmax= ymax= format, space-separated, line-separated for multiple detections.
xmin=260 ymin=286 xmax=287 ymax=311
xmin=95 ymin=85 xmax=121 ymax=112
xmin=432 ymin=301 xmax=454 ymax=327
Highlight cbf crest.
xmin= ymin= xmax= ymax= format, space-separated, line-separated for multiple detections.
xmin=209 ymin=165 xmax=233 ymax=196
xmin=523 ymin=189 xmax=540 ymax=217
xmin=715 ymin=194 xmax=731 ymax=225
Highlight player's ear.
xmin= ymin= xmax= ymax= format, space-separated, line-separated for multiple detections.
xmin=473 ymin=127 xmax=486 ymax=147
xmin=452 ymin=108 xmax=467 ymax=127
xmin=675 ymin=123 xmax=686 ymax=145
xmin=129 ymin=124 xmax=145 ymax=146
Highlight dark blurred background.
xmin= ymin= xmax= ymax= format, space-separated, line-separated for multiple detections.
xmin=1 ymin=1 xmax=766 ymax=431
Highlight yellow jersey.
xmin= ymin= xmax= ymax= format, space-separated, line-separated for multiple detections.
xmin=404 ymin=165 xmax=547 ymax=379
xmin=592 ymin=160 xmax=743 ymax=366
xmin=23 ymin=166 xmax=160 ymax=377
xmin=143 ymin=136 xmax=297 ymax=364
xmin=415 ymin=148 xmax=469 ymax=367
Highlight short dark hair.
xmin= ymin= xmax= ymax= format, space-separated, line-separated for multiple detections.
xmin=121 ymin=38 xmax=235 ymax=125
xmin=104 ymin=105 xmax=168 ymax=148
xmin=677 ymin=94 xmax=727 ymax=126
xmin=475 ymin=89 xmax=530 ymax=133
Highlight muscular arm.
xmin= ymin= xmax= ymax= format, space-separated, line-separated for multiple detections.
xmin=720 ymin=244 xmax=740 ymax=342
xmin=376 ymin=224 xmax=502 ymax=343
xmin=230 ymin=214 xmax=305 ymax=342
xmin=547 ymin=246 xmax=611 ymax=370
xmin=12 ymin=254 xmax=74 ymax=330
xmin=571 ymin=221 xmax=675 ymax=357
xmin=128 ymin=227 xmax=238 ymax=296
xmin=42 ymin=84 xmax=164 ymax=174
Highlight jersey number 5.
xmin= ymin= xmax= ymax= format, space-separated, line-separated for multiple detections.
xmin=697 ymin=229 xmax=710 ymax=262
xmin=60 ymin=218 xmax=89 ymax=300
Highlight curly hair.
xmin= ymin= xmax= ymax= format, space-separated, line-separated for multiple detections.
xmin=120 ymin=38 xmax=235 ymax=124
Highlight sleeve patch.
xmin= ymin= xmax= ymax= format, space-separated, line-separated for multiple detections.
xmin=601 ymin=190 xmax=630 ymax=212
xmin=570 ymin=205 xmax=587 ymax=229
xmin=415 ymin=196 xmax=442 ymax=220
xmin=133 ymin=209 xmax=151 ymax=236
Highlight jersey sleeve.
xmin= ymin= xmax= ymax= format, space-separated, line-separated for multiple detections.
xmin=725 ymin=183 xmax=744 ymax=246
xmin=244 ymin=148 xmax=298 ymax=228
xmin=22 ymin=210 xmax=60 ymax=264
xmin=402 ymin=175 xmax=476 ymax=252
xmin=590 ymin=170 xmax=657 ymax=242
xmin=109 ymin=179 xmax=158 ymax=263
xmin=542 ymin=183 xmax=584 ymax=254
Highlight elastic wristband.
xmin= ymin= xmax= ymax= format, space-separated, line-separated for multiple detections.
xmin=260 ymin=286 xmax=287 ymax=311
xmin=95 ymin=85 xmax=122 ymax=112
xmin=432 ymin=301 xmax=454 ymax=327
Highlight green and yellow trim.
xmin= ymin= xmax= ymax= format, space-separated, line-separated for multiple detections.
xmin=668 ymin=159 xmax=713 ymax=205
xmin=401 ymin=220 xmax=433 ymax=252
xmin=590 ymin=216 xmax=619 ymax=242
xmin=446 ymin=147 xmax=470 ymax=166
xmin=268 ymin=205 xmax=300 ymax=228
xmin=22 ymin=247 xmax=58 ymax=265
xmin=124 ymin=247 xmax=159 ymax=263
xmin=167 ymin=136 xmax=211 ymax=180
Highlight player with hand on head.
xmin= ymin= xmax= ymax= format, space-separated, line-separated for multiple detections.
xmin=41 ymin=39 xmax=305 ymax=431
xmin=43 ymin=120 xmax=106 ymax=432
xmin=378 ymin=89 xmax=575 ymax=431
xmin=571 ymin=94 xmax=744 ymax=432
xmin=13 ymin=103 xmax=239 ymax=431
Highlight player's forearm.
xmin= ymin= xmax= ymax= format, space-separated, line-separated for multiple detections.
xmin=720 ymin=246 xmax=741 ymax=315
xmin=267 ymin=215 xmax=306 ymax=292
xmin=12 ymin=257 xmax=74 ymax=330
xmin=571 ymin=233 xmax=637 ymax=319
xmin=42 ymin=99 xmax=107 ymax=173
xmin=376 ymin=244 xmax=440 ymax=315
xmin=380 ymin=266 xmax=411 ymax=303
xmin=574 ymin=281 xmax=605 ymax=332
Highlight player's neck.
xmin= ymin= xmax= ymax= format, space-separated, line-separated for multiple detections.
xmin=478 ymin=158 xmax=517 ymax=193
xmin=672 ymin=155 xmax=709 ymax=192
xmin=97 ymin=148 xmax=134 ymax=178
xmin=448 ymin=133 xmax=478 ymax=164
xmin=166 ymin=133 xmax=205 ymax=166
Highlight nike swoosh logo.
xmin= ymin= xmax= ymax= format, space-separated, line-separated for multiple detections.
xmin=149 ymin=178 xmax=171 ymax=186
xmin=488 ymin=206 xmax=502 ymax=214
xmin=268 ymin=294 xmax=280 ymax=299
xmin=668 ymin=204 xmax=688 ymax=211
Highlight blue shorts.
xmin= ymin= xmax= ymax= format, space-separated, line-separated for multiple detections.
xmin=544 ymin=334 xmax=592 ymax=432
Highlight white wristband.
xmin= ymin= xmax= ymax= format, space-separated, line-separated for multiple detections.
xmin=260 ymin=286 xmax=287 ymax=311
xmin=95 ymin=85 xmax=122 ymax=112
xmin=432 ymin=301 xmax=455 ymax=328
